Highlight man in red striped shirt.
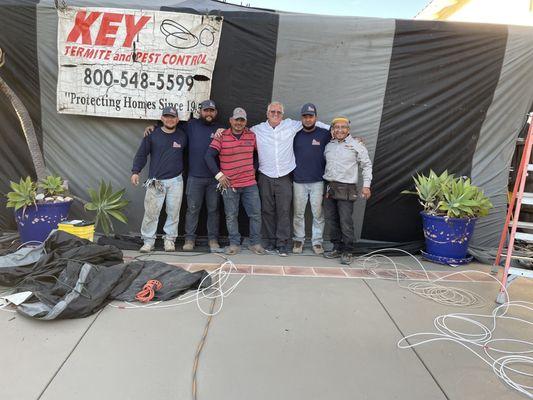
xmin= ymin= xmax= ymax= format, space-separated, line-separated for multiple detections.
xmin=205 ymin=107 xmax=265 ymax=256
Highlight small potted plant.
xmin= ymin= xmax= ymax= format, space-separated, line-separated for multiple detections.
xmin=57 ymin=180 xmax=129 ymax=242
xmin=6 ymin=175 xmax=73 ymax=244
xmin=403 ymin=170 xmax=493 ymax=264
xmin=84 ymin=180 xmax=130 ymax=237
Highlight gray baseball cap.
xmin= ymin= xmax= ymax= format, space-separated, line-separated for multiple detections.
xmin=301 ymin=103 xmax=317 ymax=116
xmin=200 ymin=99 xmax=217 ymax=110
xmin=231 ymin=107 xmax=247 ymax=120
xmin=162 ymin=106 xmax=178 ymax=117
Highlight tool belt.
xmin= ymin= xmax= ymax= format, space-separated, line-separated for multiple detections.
xmin=143 ymin=178 xmax=164 ymax=192
xmin=326 ymin=181 xmax=358 ymax=201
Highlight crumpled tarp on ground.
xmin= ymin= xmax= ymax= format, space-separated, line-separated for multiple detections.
xmin=0 ymin=231 xmax=211 ymax=320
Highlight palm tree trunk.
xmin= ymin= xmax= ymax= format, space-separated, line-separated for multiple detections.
xmin=0 ymin=63 xmax=47 ymax=181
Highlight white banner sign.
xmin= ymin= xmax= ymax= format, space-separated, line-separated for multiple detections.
xmin=57 ymin=7 xmax=223 ymax=120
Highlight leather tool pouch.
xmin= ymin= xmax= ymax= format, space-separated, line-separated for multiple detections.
xmin=326 ymin=181 xmax=358 ymax=201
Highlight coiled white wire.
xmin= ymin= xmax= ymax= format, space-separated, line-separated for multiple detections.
xmin=398 ymin=301 xmax=533 ymax=398
xmin=352 ymin=248 xmax=487 ymax=307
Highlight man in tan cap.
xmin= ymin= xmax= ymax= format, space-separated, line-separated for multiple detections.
xmin=323 ymin=117 xmax=372 ymax=265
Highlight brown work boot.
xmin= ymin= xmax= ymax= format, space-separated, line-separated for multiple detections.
xmin=292 ymin=241 xmax=303 ymax=254
xmin=224 ymin=245 xmax=241 ymax=255
xmin=208 ymin=239 xmax=222 ymax=253
xmin=248 ymin=244 xmax=266 ymax=255
xmin=312 ymin=244 xmax=324 ymax=255
xmin=182 ymin=240 xmax=195 ymax=251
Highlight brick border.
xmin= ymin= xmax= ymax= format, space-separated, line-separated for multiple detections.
xmin=122 ymin=256 xmax=493 ymax=282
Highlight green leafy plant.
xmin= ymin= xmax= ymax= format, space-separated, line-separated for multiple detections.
xmin=6 ymin=177 xmax=36 ymax=211
xmin=84 ymin=181 xmax=129 ymax=235
xmin=402 ymin=170 xmax=493 ymax=218
xmin=38 ymin=175 xmax=65 ymax=197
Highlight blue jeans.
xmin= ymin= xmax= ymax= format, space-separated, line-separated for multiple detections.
xmin=141 ymin=176 xmax=183 ymax=245
xmin=221 ymin=184 xmax=262 ymax=246
xmin=184 ymin=176 xmax=220 ymax=241
xmin=293 ymin=181 xmax=325 ymax=245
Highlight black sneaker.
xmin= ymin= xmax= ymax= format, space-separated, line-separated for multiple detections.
xmin=341 ymin=252 xmax=353 ymax=265
xmin=264 ymin=243 xmax=277 ymax=254
xmin=277 ymin=245 xmax=289 ymax=257
xmin=324 ymin=249 xmax=341 ymax=259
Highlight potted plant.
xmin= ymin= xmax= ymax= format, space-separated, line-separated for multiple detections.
xmin=6 ymin=177 xmax=129 ymax=244
xmin=6 ymin=175 xmax=73 ymax=244
xmin=403 ymin=170 xmax=493 ymax=264
xmin=84 ymin=180 xmax=130 ymax=237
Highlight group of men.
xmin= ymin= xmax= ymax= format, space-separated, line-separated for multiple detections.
xmin=131 ymin=99 xmax=373 ymax=265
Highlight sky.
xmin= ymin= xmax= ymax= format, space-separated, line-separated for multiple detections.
xmin=240 ymin=0 xmax=431 ymax=19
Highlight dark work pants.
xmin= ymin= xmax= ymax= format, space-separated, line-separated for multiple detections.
xmin=324 ymin=196 xmax=355 ymax=253
xmin=184 ymin=176 xmax=220 ymax=241
xmin=258 ymin=173 xmax=292 ymax=247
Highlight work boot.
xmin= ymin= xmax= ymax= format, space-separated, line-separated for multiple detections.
xmin=292 ymin=241 xmax=303 ymax=254
xmin=341 ymin=252 xmax=353 ymax=265
xmin=248 ymin=244 xmax=266 ymax=255
xmin=224 ymin=245 xmax=241 ymax=255
xmin=164 ymin=239 xmax=175 ymax=252
xmin=139 ymin=243 xmax=154 ymax=253
xmin=324 ymin=249 xmax=341 ymax=259
xmin=312 ymin=244 xmax=324 ymax=255
xmin=182 ymin=240 xmax=195 ymax=251
xmin=208 ymin=239 xmax=222 ymax=253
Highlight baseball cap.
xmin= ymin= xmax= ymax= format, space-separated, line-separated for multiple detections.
xmin=200 ymin=99 xmax=217 ymax=110
xmin=301 ymin=103 xmax=317 ymax=116
xmin=162 ymin=106 xmax=178 ymax=117
xmin=331 ymin=116 xmax=350 ymax=125
xmin=231 ymin=107 xmax=247 ymax=120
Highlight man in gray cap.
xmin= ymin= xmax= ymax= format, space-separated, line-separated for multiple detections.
xmin=204 ymin=107 xmax=264 ymax=256
xmin=132 ymin=106 xmax=188 ymax=252
xmin=144 ymin=100 xmax=225 ymax=253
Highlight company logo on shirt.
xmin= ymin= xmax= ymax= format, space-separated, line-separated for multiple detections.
xmin=172 ymin=141 xmax=181 ymax=148
xmin=312 ymin=139 xmax=321 ymax=146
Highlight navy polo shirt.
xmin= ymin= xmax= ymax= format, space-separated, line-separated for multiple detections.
xmin=132 ymin=127 xmax=188 ymax=180
xmin=186 ymin=118 xmax=225 ymax=178
xmin=293 ymin=127 xmax=331 ymax=183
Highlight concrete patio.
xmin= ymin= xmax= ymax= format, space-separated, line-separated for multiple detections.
xmin=1 ymin=250 xmax=532 ymax=400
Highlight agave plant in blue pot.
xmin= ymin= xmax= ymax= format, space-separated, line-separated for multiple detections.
xmin=403 ymin=170 xmax=493 ymax=264
xmin=6 ymin=175 xmax=73 ymax=244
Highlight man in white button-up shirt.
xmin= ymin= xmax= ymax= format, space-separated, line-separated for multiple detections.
xmin=251 ymin=102 xmax=329 ymax=256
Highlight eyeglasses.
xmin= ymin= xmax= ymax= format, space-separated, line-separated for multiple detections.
xmin=333 ymin=125 xmax=349 ymax=130
xmin=269 ymin=110 xmax=283 ymax=115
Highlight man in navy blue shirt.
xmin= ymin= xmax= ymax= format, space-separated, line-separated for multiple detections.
xmin=132 ymin=106 xmax=188 ymax=253
xmin=144 ymin=100 xmax=225 ymax=252
xmin=182 ymin=100 xmax=225 ymax=252
xmin=292 ymin=103 xmax=331 ymax=255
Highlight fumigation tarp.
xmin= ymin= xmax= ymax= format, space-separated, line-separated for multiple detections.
xmin=0 ymin=231 xmax=210 ymax=319
xmin=2 ymin=0 xmax=533 ymax=254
